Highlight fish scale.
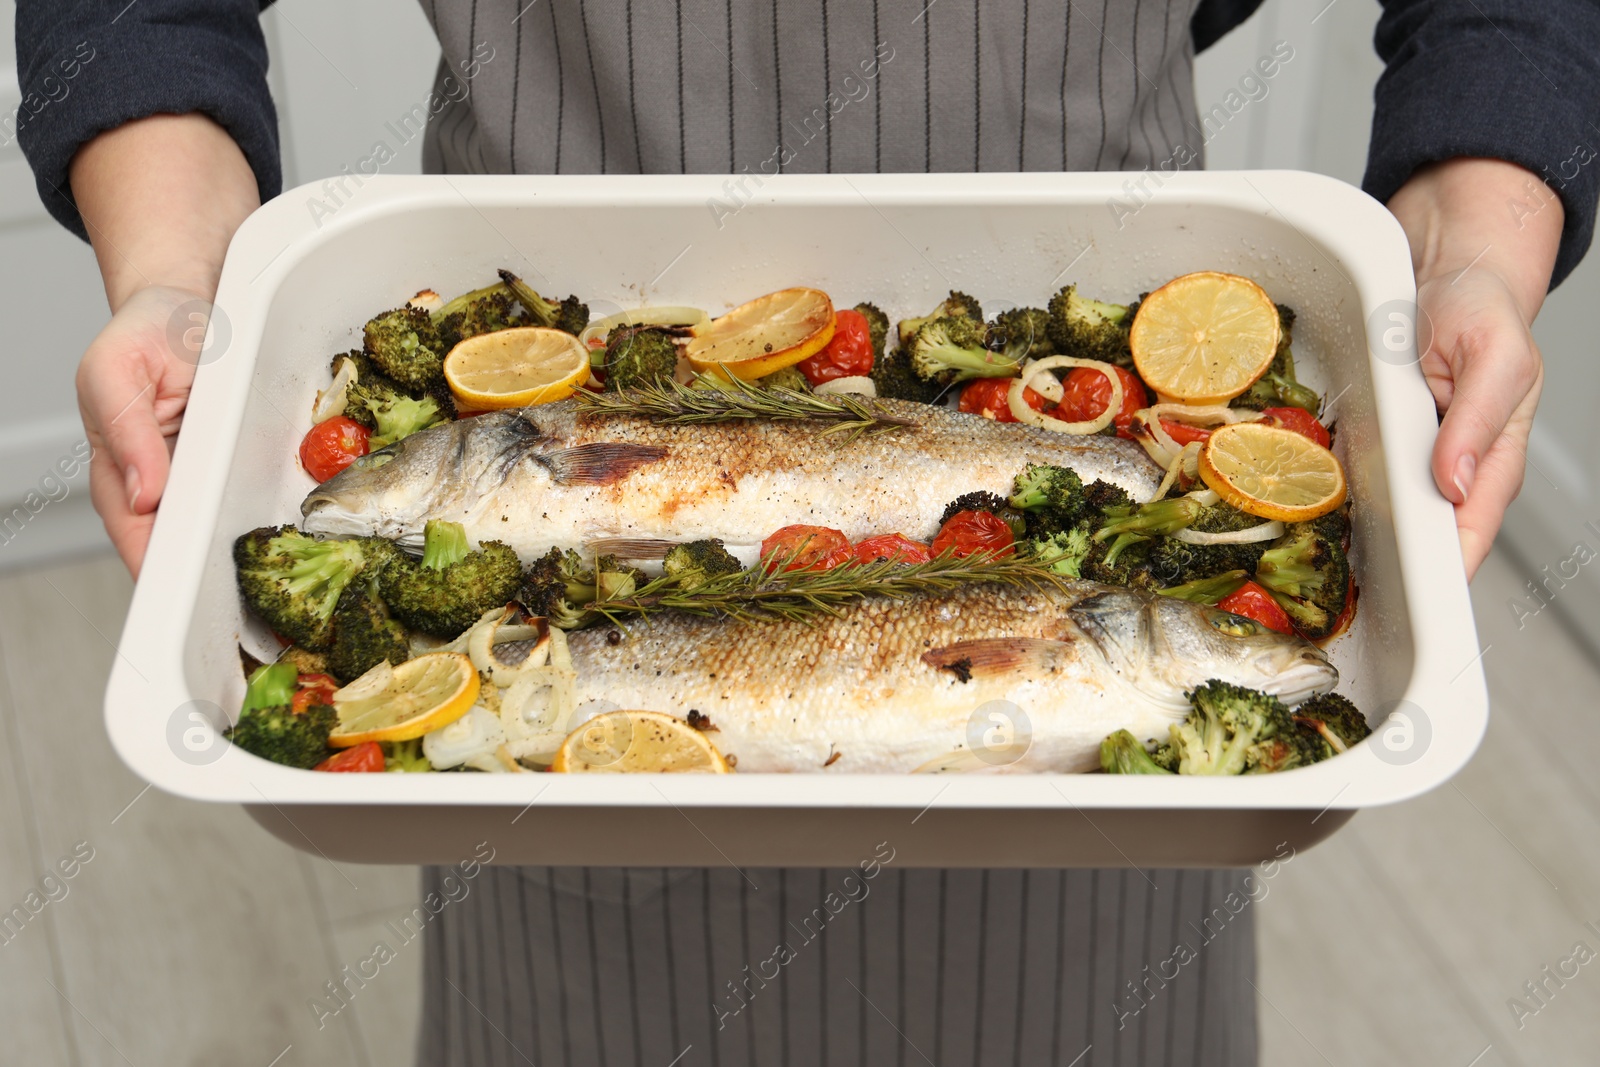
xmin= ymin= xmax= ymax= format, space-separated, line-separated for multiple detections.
xmin=301 ymin=397 xmax=1162 ymax=556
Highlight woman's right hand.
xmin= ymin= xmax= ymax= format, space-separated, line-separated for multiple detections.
xmin=76 ymin=285 xmax=212 ymax=576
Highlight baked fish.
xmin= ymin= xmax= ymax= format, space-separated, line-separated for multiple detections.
xmin=301 ymin=399 xmax=1160 ymax=557
xmin=560 ymin=582 xmax=1338 ymax=773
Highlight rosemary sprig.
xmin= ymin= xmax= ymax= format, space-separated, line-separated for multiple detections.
xmin=588 ymin=551 xmax=1068 ymax=626
xmin=573 ymin=374 xmax=915 ymax=443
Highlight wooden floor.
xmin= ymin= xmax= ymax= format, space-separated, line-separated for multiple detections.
xmin=0 ymin=547 xmax=1592 ymax=1066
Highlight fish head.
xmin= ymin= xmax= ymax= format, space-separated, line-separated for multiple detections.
xmin=1069 ymin=588 xmax=1338 ymax=709
xmin=299 ymin=413 xmax=541 ymax=542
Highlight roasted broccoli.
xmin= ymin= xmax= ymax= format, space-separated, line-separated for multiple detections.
xmin=896 ymin=290 xmax=983 ymax=346
xmin=326 ymin=581 xmax=411 ymax=684
xmin=1152 ymin=569 xmax=1250 ymax=605
xmin=987 ymin=307 xmax=1056 ymax=363
xmin=379 ymin=520 xmax=524 ymax=638
xmin=431 ymin=282 xmax=520 ymax=350
xmin=1166 ymin=680 xmax=1298 ymax=776
xmin=1080 ymin=534 xmax=1158 ymax=590
xmin=662 ymin=539 xmax=744 ymax=589
xmin=910 ymin=316 xmax=1022 ymax=386
xmin=363 ymin=306 xmax=447 ymax=392
xmin=1146 ymin=504 xmax=1275 ymax=587
xmin=226 ymin=664 xmax=336 ymax=769
xmin=333 ymin=351 xmax=457 ymax=424
xmin=869 ymin=344 xmax=945 ymax=404
xmin=1233 ymin=308 xmax=1321 ymax=412
xmin=1046 ymin=285 xmax=1133 ymax=367
xmin=757 ymin=365 xmax=812 ymax=392
xmin=604 ymin=325 xmax=684 ymax=391
xmin=853 ymin=302 xmax=890 ymax=360
xmin=498 ymin=269 xmax=590 ymax=335
xmin=1292 ymin=692 xmax=1371 ymax=755
xmin=383 ymin=738 xmax=433 ymax=773
xmin=518 ymin=548 xmax=640 ymax=629
xmin=1100 ymin=730 xmax=1175 ymax=774
xmin=1255 ymin=520 xmax=1351 ymax=640
xmin=1027 ymin=524 xmax=1093 ymax=578
xmin=235 ymin=527 xmax=383 ymax=651
xmin=1008 ymin=463 xmax=1087 ymax=537
xmin=345 ymin=378 xmax=445 ymax=449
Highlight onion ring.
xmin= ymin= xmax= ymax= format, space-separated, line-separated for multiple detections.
xmin=1007 ymin=357 xmax=1123 ymax=434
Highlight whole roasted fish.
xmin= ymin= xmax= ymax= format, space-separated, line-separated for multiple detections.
xmin=560 ymin=582 xmax=1338 ymax=773
xmin=301 ymin=399 xmax=1160 ymax=557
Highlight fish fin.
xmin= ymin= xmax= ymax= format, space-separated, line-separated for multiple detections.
xmin=921 ymin=637 xmax=1073 ymax=681
xmin=585 ymin=537 xmax=679 ymax=559
xmin=541 ymin=443 xmax=668 ymax=485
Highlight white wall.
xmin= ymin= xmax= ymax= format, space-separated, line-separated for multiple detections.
xmin=3 ymin=0 xmax=1598 ymax=640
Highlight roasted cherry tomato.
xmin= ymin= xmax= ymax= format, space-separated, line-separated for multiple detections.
xmin=1051 ymin=366 xmax=1149 ymax=438
xmin=931 ymin=510 xmax=1015 ymax=559
xmin=798 ymin=309 xmax=875 ymax=385
xmin=761 ymin=524 xmax=853 ymax=571
xmin=1216 ymin=581 xmax=1296 ymax=635
xmin=853 ymin=533 xmax=933 ymax=565
xmin=299 ymin=416 xmax=370 ymax=482
xmin=1159 ymin=418 xmax=1213 ymax=447
xmin=314 ymin=741 xmax=386 ymax=773
xmin=958 ymin=378 xmax=1048 ymax=422
xmin=292 ymin=673 xmax=340 ymax=715
xmin=1258 ymin=406 xmax=1332 ymax=449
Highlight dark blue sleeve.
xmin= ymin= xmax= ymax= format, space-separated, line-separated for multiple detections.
xmin=1365 ymin=0 xmax=1600 ymax=287
xmin=14 ymin=0 xmax=281 ymax=242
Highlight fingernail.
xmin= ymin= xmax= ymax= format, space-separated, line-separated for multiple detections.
xmin=125 ymin=466 xmax=141 ymax=512
xmin=1453 ymin=454 xmax=1476 ymax=503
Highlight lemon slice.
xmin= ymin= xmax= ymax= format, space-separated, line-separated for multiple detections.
xmin=550 ymin=710 xmax=732 ymax=773
xmin=1199 ymin=422 xmax=1347 ymax=522
xmin=685 ymin=288 xmax=836 ymax=380
xmin=1129 ymin=271 xmax=1281 ymax=404
xmin=328 ymin=653 xmax=480 ymax=747
xmin=444 ymin=327 xmax=590 ymax=410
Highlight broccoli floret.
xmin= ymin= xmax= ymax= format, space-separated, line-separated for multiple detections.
xmin=363 ymin=307 xmax=446 ymax=392
xmin=1046 ymin=285 xmax=1132 ymax=367
xmin=662 ymin=539 xmax=744 ymax=589
xmin=326 ymin=582 xmax=411 ymax=684
xmin=1293 ymin=693 xmax=1371 ymax=755
xmin=896 ymin=290 xmax=983 ymax=346
xmin=987 ymin=307 xmax=1056 ymax=363
xmin=345 ymin=379 xmax=445 ymax=449
xmin=235 ymin=527 xmax=377 ymax=651
xmin=1100 ymin=730 xmax=1176 ymax=774
xmin=938 ymin=491 xmax=1026 ymax=537
xmin=517 ymin=548 xmax=639 ymax=629
xmin=1081 ymin=479 xmax=1133 ymax=517
xmin=379 ymin=520 xmax=524 ymax=638
xmin=432 ymin=282 xmax=520 ymax=350
xmin=225 ymin=666 xmax=337 ymax=770
xmin=498 ymin=269 xmax=590 ymax=335
xmin=1153 ymin=569 xmax=1250 ymax=605
xmin=853 ymin=302 xmax=890 ymax=359
xmin=1008 ymin=463 xmax=1086 ymax=536
xmin=757 ymin=365 xmax=812 ymax=392
xmin=1255 ymin=521 xmax=1350 ymax=640
xmin=604 ymin=325 xmax=684 ymax=391
xmin=1081 ymin=534 xmax=1158 ymax=590
xmin=1165 ymin=680 xmax=1296 ymax=776
xmin=383 ymin=738 xmax=433 ymax=773
xmin=1144 ymin=505 xmax=1275 ymax=587
xmin=1233 ymin=310 xmax=1319 ymax=413
xmin=1027 ymin=524 xmax=1093 ymax=578
xmin=869 ymin=345 xmax=945 ymax=403
xmin=910 ymin=316 xmax=1022 ymax=386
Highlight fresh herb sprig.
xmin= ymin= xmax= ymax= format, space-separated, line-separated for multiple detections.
xmin=586 ymin=550 xmax=1069 ymax=626
xmin=573 ymin=374 xmax=915 ymax=443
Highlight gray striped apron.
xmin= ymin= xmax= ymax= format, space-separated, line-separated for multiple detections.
xmin=412 ymin=3 xmax=1248 ymax=1065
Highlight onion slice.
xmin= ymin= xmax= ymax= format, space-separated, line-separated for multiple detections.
xmin=813 ymin=376 xmax=876 ymax=397
xmin=1146 ymin=442 xmax=1200 ymax=503
xmin=312 ymin=356 xmax=358 ymax=424
xmin=580 ymin=306 xmax=710 ymax=350
xmin=1007 ymin=357 xmax=1123 ymax=434
xmin=1172 ymin=520 xmax=1285 ymax=545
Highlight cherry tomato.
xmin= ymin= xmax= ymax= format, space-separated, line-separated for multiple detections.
xmin=958 ymin=378 xmax=1048 ymax=422
xmin=1216 ymin=581 xmax=1296 ymax=635
xmin=931 ymin=510 xmax=1015 ymax=559
xmin=761 ymin=524 xmax=853 ymax=571
xmin=798 ymin=309 xmax=875 ymax=385
xmin=853 ymin=533 xmax=933 ymax=565
xmin=1159 ymin=418 xmax=1213 ymax=447
xmin=299 ymin=416 xmax=370 ymax=482
xmin=1258 ymin=406 xmax=1332 ymax=449
xmin=292 ymin=673 xmax=340 ymax=715
xmin=314 ymin=742 xmax=386 ymax=773
xmin=1051 ymin=366 xmax=1149 ymax=438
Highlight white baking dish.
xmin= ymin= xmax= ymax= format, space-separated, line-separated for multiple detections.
xmin=104 ymin=172 xmax=1487 ymax=867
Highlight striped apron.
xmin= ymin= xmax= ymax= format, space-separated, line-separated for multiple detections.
xmin=412 ymin=3 xmax=1248 ymax=1064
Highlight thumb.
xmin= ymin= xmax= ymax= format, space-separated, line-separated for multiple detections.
xmin=1427 ymin=320 xmax=1542 ymax=509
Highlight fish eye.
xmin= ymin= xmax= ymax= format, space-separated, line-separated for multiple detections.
xmin=1210 ymin=613 xmax=1260 ymax=637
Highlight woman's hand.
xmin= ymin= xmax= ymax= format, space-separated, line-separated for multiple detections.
xmin=76 ymin=286 xmax=211 ymax=576
xmin=1387 ymin=158 xmax=1564 ymax=579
